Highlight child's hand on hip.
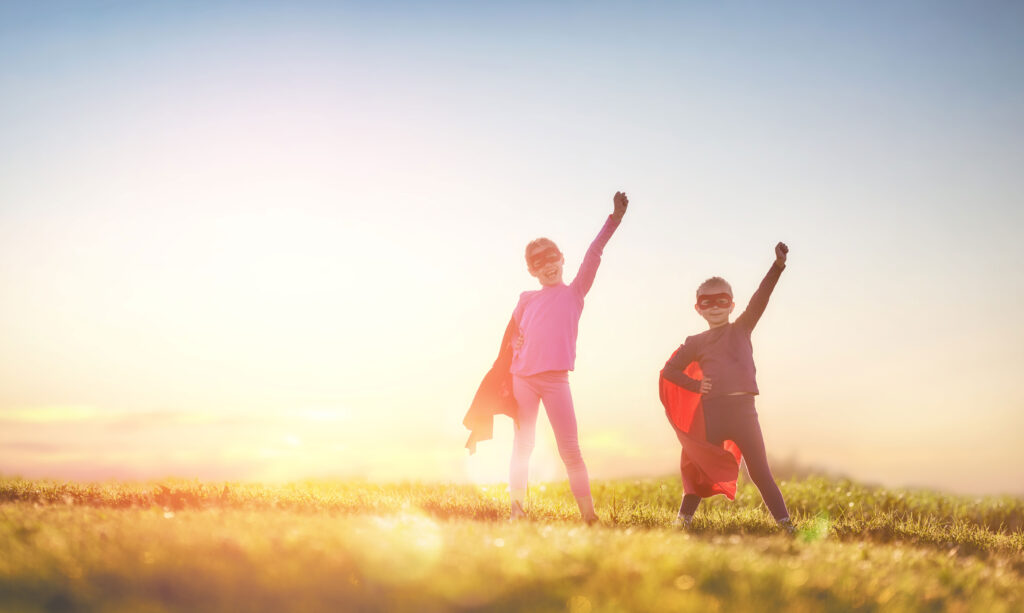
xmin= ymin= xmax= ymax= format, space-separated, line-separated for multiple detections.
xmin=612 ymin=191 xmax=628 ymax=221
xmin=775 ymin=242 xmax=788 ymax=266
xmin=699 ymin=378 xmax=712 ymax=394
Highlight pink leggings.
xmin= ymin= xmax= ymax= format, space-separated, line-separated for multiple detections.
xmin=510 ymin=371 xmax=591 ymax=498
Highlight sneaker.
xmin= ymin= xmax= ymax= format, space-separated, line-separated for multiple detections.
xmin=674 ymin=514 xmax=693 ymax=531
xmin=777 ymin=517 xmax=796 ymax=536
xmin=510 ymin=500 xmax=527 ymax=522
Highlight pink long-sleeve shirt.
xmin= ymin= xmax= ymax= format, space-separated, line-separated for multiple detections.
xmin=510 ymin=215 xmax=621 ymax=376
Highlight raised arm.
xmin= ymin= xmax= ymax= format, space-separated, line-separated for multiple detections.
xmin=736 ymin=242 xmax=788 ymax=330
xmin=570 ymin=191 xmax=627 ymax=297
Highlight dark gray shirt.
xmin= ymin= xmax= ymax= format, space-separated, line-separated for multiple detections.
xmin=661 ymin=263 xmax=784 ymax=397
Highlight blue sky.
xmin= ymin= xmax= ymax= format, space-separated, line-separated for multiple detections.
xmin=1 ymin=1 xmax=1022 ymax=494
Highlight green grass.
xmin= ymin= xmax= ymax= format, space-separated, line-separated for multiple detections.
xmin=1 ymin=476 xmax=1022 ymax=612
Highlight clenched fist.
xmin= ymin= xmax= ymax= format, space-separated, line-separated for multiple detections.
xmin=612 ymin=191 xmax=628 ymax=221
xmin=775 ymin=242 xmax=788 ymax=267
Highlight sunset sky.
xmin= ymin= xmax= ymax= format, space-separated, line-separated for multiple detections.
xmin=2 ymin=1 xmax=1022 ymax=495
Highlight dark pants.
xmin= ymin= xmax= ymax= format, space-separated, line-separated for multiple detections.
xmin=679 ymin=394 xmax=789 ymax=520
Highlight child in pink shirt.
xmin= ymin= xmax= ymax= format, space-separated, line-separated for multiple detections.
xmin=508 ymin=192 xmax=628 ymax=523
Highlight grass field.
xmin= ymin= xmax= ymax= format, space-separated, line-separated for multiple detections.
xmin=1 ymin=475 xmax=1022 ymax=612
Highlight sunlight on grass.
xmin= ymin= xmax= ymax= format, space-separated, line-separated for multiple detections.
xmin=1 ymin=475 xmax=1021 ymax=611
xmin=798 ymin=511 xmax=831 ymax=543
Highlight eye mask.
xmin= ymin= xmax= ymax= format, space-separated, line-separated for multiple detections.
xmin=696 ymin=293 xmax=733 ymax=310
xmin=528 ymin=247 xmax=562 ymax=271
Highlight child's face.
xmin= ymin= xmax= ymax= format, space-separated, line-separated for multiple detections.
xmin=695 ymin=285 xmax=735 ymax=328
xmin=527 ymin=244 xmax=564 ymax=286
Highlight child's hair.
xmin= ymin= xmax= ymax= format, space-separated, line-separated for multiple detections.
xmin=696 ymin=276 xmax=732 ymax=299
xmin=525 ymin=237 xmax=560 ymax=263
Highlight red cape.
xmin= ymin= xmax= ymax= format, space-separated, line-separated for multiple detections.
xmin=462 ymin=317 xmax=519 ymax=454
xmin=659 ymin=359 xmax=743 ymax=500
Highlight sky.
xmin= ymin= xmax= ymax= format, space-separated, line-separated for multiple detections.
xmin=1 ymin=1 xmax=1022 ymax=496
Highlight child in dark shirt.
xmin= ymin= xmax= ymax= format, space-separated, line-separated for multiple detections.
xmin=661 ymin=242 xmax=793 ymax=532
